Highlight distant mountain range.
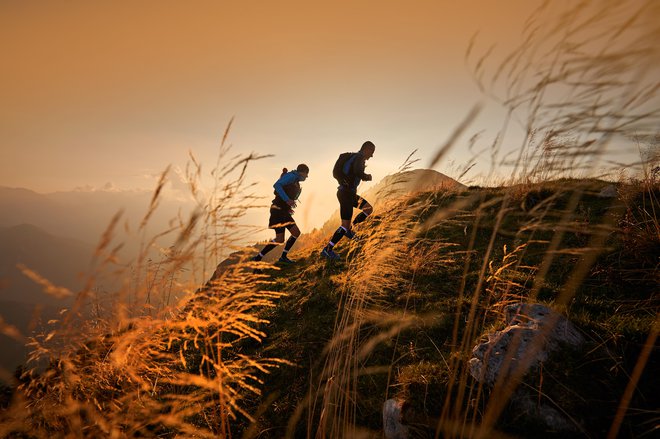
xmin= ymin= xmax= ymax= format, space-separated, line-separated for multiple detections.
xmin=0 ymin=187 xmax=191 ymax=378
xmin=0 ymin=223 xmax=92 ymax=305
xmin=0 ymin=223 xmax=94 ymax=376
xmin=0 ymin=186 xmax=188 ymax=246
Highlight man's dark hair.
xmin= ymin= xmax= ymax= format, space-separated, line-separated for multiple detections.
xmin=360 ymin=141 xmax=375 ymax=151
xmin=297 ymin=163 xmax=309 ymax=174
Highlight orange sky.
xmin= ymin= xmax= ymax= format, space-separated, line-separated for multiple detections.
xmin=2 ymin=0 xmax=658 ymax=231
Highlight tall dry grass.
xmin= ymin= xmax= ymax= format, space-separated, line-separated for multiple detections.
xmin=0 ymin=123 xmax=291 ymax=438
xmin=279 ymin=1 xmax=659 ymax=437
xmin=1 ymin=0 xmax=658 ymax=438
xmin=429 ymin=1 xmax=660 ymax=437
xmin=459 ymin=1 xmax=659 ymax=435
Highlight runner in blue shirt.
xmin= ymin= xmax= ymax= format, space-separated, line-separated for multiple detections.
xmin=253 ymin=164 xmax=309 ymax=268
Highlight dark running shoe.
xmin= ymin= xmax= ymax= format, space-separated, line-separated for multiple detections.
xmin=344 ymin=229 xmax=356 ymax=240
xmin=321 ymin=247 xmax=341 ymax=260
xmin=278 ymin=255 xmax=296 ymax=264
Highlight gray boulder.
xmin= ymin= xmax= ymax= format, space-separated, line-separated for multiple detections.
xmin=469 ymin=303 xmax=584 ymax=386
xmin=383 ymin=399 xmax=409 ymax=439
xmin=598 ymin=184 xmax=618 ymax=198
xmin=468 ymin=303 xmax=586 ymax=432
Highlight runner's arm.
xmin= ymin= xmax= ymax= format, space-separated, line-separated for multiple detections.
xmin=352 ymin=156 xmax=371 ymax=180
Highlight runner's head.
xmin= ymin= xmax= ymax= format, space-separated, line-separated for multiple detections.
xmin=360 ymin=141 xmax=375 ymax=159
xmin=296 ymin=163 xmax=309 ymax=180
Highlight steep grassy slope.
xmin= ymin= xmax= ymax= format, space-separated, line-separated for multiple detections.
xmin=229 ymin=179 xmax=658 ymax=438
xmin=2 ymin=179 xmax=656 ymax=439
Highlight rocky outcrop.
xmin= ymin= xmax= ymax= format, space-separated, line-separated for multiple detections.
xmin=597 ymin=184 xmax=618 ymax=198
xmin=383 ymin=304 xmax=586 ymax=437
xmin=383 ymin=398 xmax=436 ymax=439
xmin=469 ymin=303 xmax=586 ymax=432
xmin=469 ymin=303 xmax=584 ymax=386
xmin=383 ymin=399 xmax=409 ymax=439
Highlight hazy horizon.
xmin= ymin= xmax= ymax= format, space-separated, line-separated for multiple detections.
xmin=1 ymin=0 xmax=543 ymax=236
xmin=2 ymin=0 xmax=658 ymax=235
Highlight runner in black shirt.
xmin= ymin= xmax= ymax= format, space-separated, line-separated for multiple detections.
xmin=321 ymin=141 xmax=375 ymax=260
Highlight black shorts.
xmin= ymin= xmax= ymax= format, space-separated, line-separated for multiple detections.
xmin=337 ymin=189 xmax=368 ymax=221
xmin=268 ymin=205 xmax=296 ymax=234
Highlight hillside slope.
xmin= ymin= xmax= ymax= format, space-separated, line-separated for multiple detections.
xmin=0 ymin=224 xmax=93 ymax=305
xmin=2 ymin=179 xmax=657 ymax=438
xmin=0 ymin=224 xmax=93 ymax=376
xmin=229 ymin=178 xmax=658 ymax=438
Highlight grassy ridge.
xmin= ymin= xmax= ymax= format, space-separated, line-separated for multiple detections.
xmin=0 ymin=178 xmax=656 ymax=438
xmin=230 ymin=178 xmax=658 ymax=438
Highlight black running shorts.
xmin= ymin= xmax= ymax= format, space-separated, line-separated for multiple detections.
xmin=337 ymin=189 xmax=368 ymax=221
xmin=268 ymin=205 xmax=296 ymax=234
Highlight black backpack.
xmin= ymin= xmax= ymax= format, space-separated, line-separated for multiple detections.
xmin=332 ymin=152 xmax=356 ymax=184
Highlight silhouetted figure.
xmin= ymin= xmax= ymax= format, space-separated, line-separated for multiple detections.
xmin=321 ymin=141 xmax=375 ymax=260
xmin=253 ymin=164 xmax=309 ymax=271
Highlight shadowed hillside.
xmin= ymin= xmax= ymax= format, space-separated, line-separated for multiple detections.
xmin=0 ymin=224 xmax=92 ymax=305
xmin=0 ymin=224 xmax=93 ymax=376
xmin=3 ymin=175 xmax=656 ymax=437
xmin=225 ymin=178 xmax=659 ymax=438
